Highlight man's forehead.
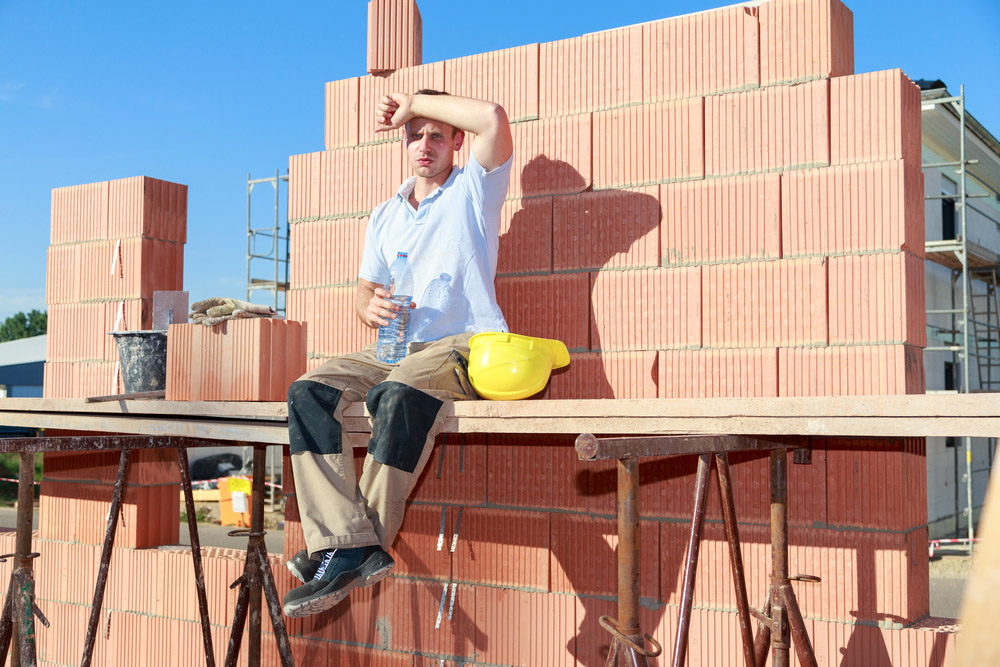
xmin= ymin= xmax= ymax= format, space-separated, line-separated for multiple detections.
xmin=405 ymin=118 xmax=454 ymax=134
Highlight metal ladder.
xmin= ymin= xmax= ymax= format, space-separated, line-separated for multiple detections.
xmin=970 ymin=265 xmax=1000 ymax=391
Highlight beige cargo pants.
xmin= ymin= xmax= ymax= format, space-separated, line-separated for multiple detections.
xmin=288 ymin=332 xmax=476 ymax=557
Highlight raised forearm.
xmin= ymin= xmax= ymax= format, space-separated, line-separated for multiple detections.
xmin=376 ymin=92 xmax=513 ymax=170
xmin=408 ymin=94 xmax=507 ymax=139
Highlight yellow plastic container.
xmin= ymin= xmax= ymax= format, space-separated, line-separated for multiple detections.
xmin=219 ymin=476 xmax=252 ymax=527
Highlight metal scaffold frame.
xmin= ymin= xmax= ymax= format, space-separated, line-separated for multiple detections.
xmin=246 ymin=170 xmax=290 ymax=317
xmin=922 ymin=84 xmax=1000 ymax=553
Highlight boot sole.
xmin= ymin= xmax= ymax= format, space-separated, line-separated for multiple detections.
xmin=282 ymin=575 xmax=357 ymax=618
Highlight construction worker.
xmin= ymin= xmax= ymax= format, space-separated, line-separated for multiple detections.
xmin=282 ymin=90 xmax=514 ymax=618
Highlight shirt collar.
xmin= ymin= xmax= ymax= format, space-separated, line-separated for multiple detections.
xmin=395 ymin=164 xmax=462 ymax=207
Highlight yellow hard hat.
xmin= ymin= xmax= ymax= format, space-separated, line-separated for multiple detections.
xmin=467 ymin=332 xmax=570 ymax=400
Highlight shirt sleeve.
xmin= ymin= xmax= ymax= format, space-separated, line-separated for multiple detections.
xmin=460 ymin=150 xmax=514 ymax=215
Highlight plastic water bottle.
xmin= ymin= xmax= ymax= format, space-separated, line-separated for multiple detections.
xmin=410 ymin=273 xmax=453 ymax=341
xmin=376 ymin=252 xmax=413 ymax=363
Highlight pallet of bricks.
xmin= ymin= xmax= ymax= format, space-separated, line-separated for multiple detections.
xmin=276 ymin=0 xmax=955 ymax=664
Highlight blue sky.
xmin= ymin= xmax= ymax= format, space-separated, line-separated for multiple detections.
xmin=1 ymin=0 xmax=998 ymax=324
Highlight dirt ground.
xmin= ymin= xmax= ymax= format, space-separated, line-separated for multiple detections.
xmin=929 ymin=549 xmax=975 ymax=579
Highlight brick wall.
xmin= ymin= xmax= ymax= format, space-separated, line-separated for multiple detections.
xmin=276 ymin=0 xmax=953 ymax=664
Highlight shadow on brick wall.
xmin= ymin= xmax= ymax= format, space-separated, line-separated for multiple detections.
xmin=500 ymin=154 xmax=661 ymax=400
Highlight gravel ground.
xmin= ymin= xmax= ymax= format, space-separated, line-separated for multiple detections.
xmin=929 ymin=549 xmax=975 ymax=619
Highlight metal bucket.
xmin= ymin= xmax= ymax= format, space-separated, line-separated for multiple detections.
xmin=109 ymin=330 xmax=168 ymax=393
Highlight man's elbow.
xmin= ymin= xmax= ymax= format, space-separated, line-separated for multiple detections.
xmin=481 ymin=104 xmax=513 ymax=165
xmin=487 ymin=103 xmax=509 ymax=133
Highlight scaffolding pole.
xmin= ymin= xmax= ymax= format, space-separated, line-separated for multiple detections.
xmin=246 ymin=170 xmax=290 ymax=317
xmin=922 ymin=85 xmax=1000 ymax=554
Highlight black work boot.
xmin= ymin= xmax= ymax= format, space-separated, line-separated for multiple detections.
xmin=282 ymin=545 xmax=395 ymax=618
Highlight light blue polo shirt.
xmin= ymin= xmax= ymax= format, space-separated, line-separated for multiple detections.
xmin=358 ymin=151 xmax=513 ymax=343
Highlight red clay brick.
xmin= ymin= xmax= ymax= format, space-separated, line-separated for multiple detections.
xmin=509 ymin=115 xmax=592 ymax=198
xmin=165 ymin=319 xmax=307 ymax=401
xmin=383 ymin=577 xmax=477 ymax=657
xmin=326 ymin=142 xmax=406 ymax=215
xmin=58 ymin=237 xmax=184 ymax=303
xmin=643 ymin=5 xmax=759 ymax=101
xmin=706 ymin=79 xmax=830 ymax=175
xmin=410 ymin=433 xmax=488 ymax=505
xmin=759 ymin=0 xmax=854 ymax=84
xmin=286 ymin=286 xmax=376 ymax=358
xmin=107 ymin=176 xmax=188 ymax=243
xmin=38 ymin=481 xmax=178 ymax=548
xmin=540 ymin=24 xmax=643 ymax=117
xmin=497 ymin=196 xmax=552 ymax=275
xmin=45 ymin=243 xmax=81 ymax=304
xmin=288 ymin=144 xmax=405 ymax=221
xmin=46 ymin=299 xmax=150 ymax=363
xmin=808 ymin=615 xmax=956 ymax=667
xmin=288 ymin=151 xmax=320 ymax=221
xmin=366 ymin=0 xmax=422 ymax=74
xmin=544 ymin=350 xmax=658 ymax=399
xmin=50 ymin=180 xmax=109 ymax=244
xmin=659 ymin=348 xmax=779 ymax=398
xmin=325 ymin=77 xmax=361 ymax=149
xmin=550 ymin=514 xmax=657 ymax=598
xmin=587 ymin=452 xmax=698 ymax=519
xmin=593 ymin=98 xmax=704 ymax=189
xmin=43 ymin=360 xmax=120 ymax=398
xmin=660 ymin=521 xmax=771 ymax=610
xmin=660 ymin=521 xmax=927 ymax=624
xmin=661 ymin=174 xmax=782 ymax=266
xmin=390 ymin=504 xmax=451 ymax=580
xmin=487 ymin=435 xmax=590 ymax=512
xmin=288 ymin=217 xmax=368 ymax=289
xmin=445 ymin=44 xmax=540 ymax=123
xmin=702 ymin=258 xmax=828 ymax=348
xmin=782 ymin=160 xmax=925 ymax=257
xmin=779 ymin=344 xmax=926 ymax=396
xmin=474 ymin=586 xmax=578 ymax=667
xmin=831 ymin=69 xmax=922 ymax=166
xmin=590 ymin=267 xmax=701 ymax=352
xmin=827 ymin=252 xmax=925 ymax=346
xmin=825 ymin=437 xmax=926 ymax=532
xmin=552 ymin=187 xmax=660 ymax=272
xmin=452 ymin=507 xmax=549 ymax=590
xmin=496 ymin=273 xmax=590 ymax=350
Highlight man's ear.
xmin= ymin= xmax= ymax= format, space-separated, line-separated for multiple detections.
xmin=452 ymin=130 xmax=465 ymax=151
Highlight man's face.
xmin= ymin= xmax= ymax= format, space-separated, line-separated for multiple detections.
xmin=404 ymin=118 xmax=463 ymax=180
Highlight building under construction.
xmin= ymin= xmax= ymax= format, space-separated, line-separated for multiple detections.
xmin=3 ymin=0 xmax=1000 ymax=665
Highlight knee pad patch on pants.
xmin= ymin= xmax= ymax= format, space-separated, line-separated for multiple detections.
xmin=288 ymin=380 xmax=345 ymax=456
xmin=366 ymin=381 xmax=443 ymax=473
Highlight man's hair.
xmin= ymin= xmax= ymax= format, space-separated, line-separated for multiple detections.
xmin=410 ymin=89 xmax=458 ymax=137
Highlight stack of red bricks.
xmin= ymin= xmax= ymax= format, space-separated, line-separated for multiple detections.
xmin=165 ymin=318 xmax=308 ymax=401
xmin=45 ymin=176 xmax=186 ymax=397
xmin=278 ymin=0 xmax=953 ymax=664
xmin=41 ymin=175 xmax=187 ymax=549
